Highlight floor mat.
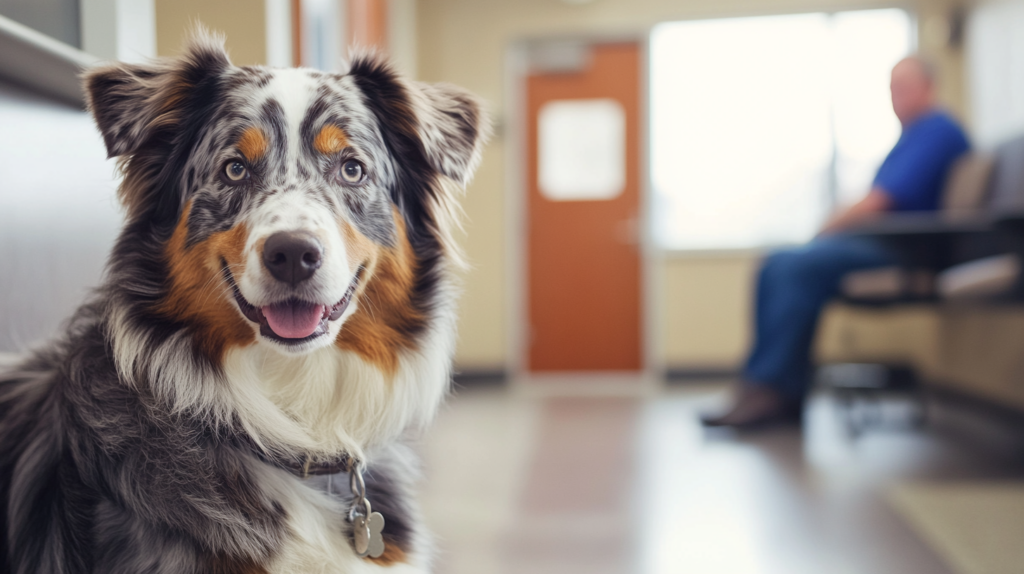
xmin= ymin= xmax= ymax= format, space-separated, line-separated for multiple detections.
xmin=888 ymin=482 xmax=1024 ymax=574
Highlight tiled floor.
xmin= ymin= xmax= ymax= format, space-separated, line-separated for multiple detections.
xmin=418 ymin=381 xmax=1024 ymax=574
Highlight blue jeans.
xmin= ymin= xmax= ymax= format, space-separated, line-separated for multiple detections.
xmin=743 ymin=235 xmax=896 ymax=401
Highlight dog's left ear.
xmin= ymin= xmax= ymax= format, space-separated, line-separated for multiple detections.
xmin=412 ymin=82 xmax=488 ymax=186
xmin=349 ymin=56 xmax=488 ymax=187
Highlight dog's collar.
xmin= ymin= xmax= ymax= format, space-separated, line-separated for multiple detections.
xmin=255 ymin=450 xmax=387 ymax=558
xmin=282 ymin=456 xmax=351 ymax=478
xmin=253 ymin=447 xmax=352 ymax=478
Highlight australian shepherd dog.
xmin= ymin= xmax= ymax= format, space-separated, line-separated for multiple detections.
xmin=0 ymin=31 xmax=485 ymax=574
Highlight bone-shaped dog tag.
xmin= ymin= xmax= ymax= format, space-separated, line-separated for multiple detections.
xmin=365 ymin=511 xmax=385 ymax=558
xmin=352 ymin=515 xmax=371 ymax=556
xmin=347 ymin=465 xmax=386 ymax=559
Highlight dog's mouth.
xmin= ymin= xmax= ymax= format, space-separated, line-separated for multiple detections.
xmin=225 ymin=266 xmax=363 ymax=345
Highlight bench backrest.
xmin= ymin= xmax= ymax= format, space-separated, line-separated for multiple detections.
xmin=941 ymin=153 xmax=995 ymax=212
xmin=987 ymin=134 xmax=1024 ymax=211
xmin=939 ymin=133 xmax=1024 ymax=213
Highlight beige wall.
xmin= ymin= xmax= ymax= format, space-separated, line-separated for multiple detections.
xmin=155 ymin=0 xmax=267 ymax=66
xmin=417 ymin=0 xmax=969 ymax=370
xmin=662 ymin=254 xmax=758 ymax=367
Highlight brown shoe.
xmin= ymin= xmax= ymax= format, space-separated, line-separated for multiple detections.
xmin=700 ymin=385 xmax=800 ymax=428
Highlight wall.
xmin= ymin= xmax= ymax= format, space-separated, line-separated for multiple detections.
xmin=0 ymin=0 xmax=80 ymax=47
xmin=154 ymin=0 xmax=418 ymax=74
xmin=662 ymin=253 xmax=757 ymax=368
xmin=155 ymin=0 xmax=267 ymax=66
xmin=81 ymin=0 xmax=157 ymax=64
xmin=416 ymin=0 xmax=969 ymax=370
xmin=967 ymin=0 xmax=1024 ymax=148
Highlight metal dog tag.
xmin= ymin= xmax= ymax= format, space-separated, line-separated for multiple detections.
xmin=365 ymin=511 xmax=385 ymax=558
xmin=347 ymin=462 xmax=386 ymax=559
xmin=351 ymin=512 xmax=385 ymax=558
xmin=353 ymin=515 xmax=371 ymax=556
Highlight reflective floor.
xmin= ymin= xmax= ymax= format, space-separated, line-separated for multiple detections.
xmin=419 ymin=381 xmax=1024 ymax=574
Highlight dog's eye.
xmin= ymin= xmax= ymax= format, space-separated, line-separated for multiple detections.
xmin=338 ymin=159 xmax=364 ymax=184
xmin=223 ymin=160 xmax=249 ymax=184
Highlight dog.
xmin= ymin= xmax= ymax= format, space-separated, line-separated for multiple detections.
xmin=0 ymin=31 xmax=485 ymax=574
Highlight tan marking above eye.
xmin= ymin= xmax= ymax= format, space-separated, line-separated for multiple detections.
xmin=314 ymin=124 xmax=349 ymax=155
xmin=237 ymin=127 xmax=268 ymax=161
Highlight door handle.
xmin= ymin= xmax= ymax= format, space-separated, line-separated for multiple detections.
xmin=615 ymin=216 xmax=639 ymax=246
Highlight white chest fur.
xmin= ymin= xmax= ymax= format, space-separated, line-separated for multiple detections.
xmin=220 ymin=323 xmax=451 ymax=461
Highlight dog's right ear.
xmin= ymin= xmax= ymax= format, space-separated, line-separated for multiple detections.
xmin=83 ymin=33 xmax=231 ymax=159
xmin=84 ymin=62 xmax=176 ymax=158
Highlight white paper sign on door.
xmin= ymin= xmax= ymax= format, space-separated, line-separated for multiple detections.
xmin=538 ymin=98 xmax=625 ymax=201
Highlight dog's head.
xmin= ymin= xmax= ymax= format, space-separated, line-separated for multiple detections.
xmin=85 ymin=33 xmax=484 ymax=368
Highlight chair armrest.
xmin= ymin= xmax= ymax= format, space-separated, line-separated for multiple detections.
xmin=842 ymin=212 xmax=993 ymax=238
xmin=994 ymin=210 xmax=1024 ymax=235
xmin=838 ymin=212 xmax=996 ymax=269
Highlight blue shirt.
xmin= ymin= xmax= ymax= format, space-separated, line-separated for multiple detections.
xmin=873 ymin=110 xmax=970 ymax=212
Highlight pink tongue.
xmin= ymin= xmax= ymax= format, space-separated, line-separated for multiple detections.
xmin=261 ymin=301 xmax=326 ymax=339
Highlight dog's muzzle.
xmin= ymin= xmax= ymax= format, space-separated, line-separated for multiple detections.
xmin=225 ymin=235 xmax=363 ymax=344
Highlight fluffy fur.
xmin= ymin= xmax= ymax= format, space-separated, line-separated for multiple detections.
xmin=0 ymin=32 xmax=485 ymax=574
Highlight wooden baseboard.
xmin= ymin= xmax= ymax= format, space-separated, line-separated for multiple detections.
xmin=452 ymin=368 xmax=507 ymax=388
xmin=664 ymin=366 xmax=740 ymax=383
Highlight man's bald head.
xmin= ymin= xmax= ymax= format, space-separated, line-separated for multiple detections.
xmin=890 ymin=56 xmax=937 ymax=126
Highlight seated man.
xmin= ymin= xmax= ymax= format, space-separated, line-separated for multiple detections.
xmin=702 ymin=56 xmax=970 ymax=428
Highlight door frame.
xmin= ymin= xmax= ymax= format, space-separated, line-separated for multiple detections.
xmin=504 ymin=33 xmax=664 ymax=390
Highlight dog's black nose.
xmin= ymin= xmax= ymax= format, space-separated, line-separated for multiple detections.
xmin=262 ymin=231 xmax=323 ymax=286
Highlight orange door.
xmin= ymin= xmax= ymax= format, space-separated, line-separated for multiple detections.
xmin=526 ymin=42 xmax=642 ymax=372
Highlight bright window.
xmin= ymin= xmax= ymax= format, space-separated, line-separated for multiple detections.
xmin=650 ymin=9 xmax=913 ymax=250
xmin=539 ymin=98 xmax=626 ymax=201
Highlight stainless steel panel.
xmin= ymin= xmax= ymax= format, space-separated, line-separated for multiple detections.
xmin=0 ymin=81 xmax=121 ymax=352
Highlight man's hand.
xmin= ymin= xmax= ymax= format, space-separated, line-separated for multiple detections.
xmin=819 ymin=188 xmax=894 ymax=236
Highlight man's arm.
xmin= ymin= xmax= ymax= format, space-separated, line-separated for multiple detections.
xmin=819 ymin=188 xmax=894 ymax=235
